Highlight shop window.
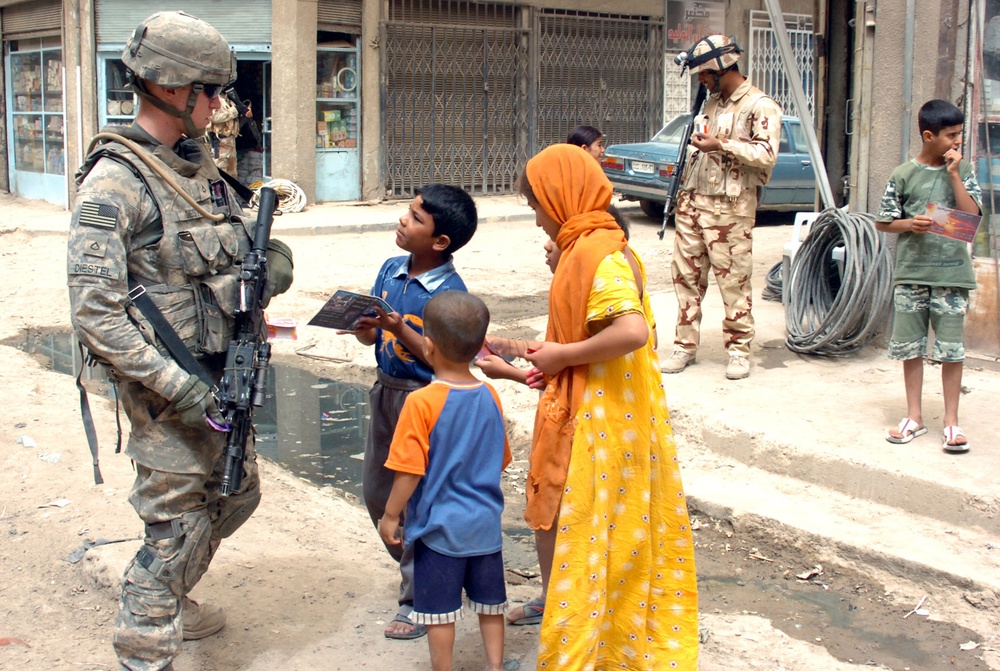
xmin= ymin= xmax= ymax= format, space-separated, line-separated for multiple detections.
xmin=105 ymin=59 xmax=137 ymax=124
xmin=316 ymin=37 xmax=360 ymax=150
xmin=8 ymin=39 xmax=65 ymax=175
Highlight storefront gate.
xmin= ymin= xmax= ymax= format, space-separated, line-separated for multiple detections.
xmin=382 ymin=1 xmax=529 ymax=196
xmin=382 ymin=1 xmax=663 ymax=197
xmin=748 ymin=11 xmax=815 ymax=119
xmin=535 ymin=11 xmax=663 ymax=151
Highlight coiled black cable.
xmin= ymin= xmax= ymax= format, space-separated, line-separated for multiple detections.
xmin=784 ymin=208 xmax=894 ymax=355
xmin=762 ymin=261 xmax=783 ymax=302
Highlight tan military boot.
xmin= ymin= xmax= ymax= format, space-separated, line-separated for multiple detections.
xmin=725 ymin=354 xmax=751 ymax=380
xmin=660 ymin=349 xmax=696 ymax=374
xmin=182 ymin=597 xmax=226 ymax=640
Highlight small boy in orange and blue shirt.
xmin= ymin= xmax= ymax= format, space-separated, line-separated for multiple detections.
xmin=378 ymin=291 xmax=512 ymax=671
xmin=351 ymin=184 xmax=478 ymax=640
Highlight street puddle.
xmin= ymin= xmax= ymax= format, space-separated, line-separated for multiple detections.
xmin=14 ymin=328 xmax=369 ymax=497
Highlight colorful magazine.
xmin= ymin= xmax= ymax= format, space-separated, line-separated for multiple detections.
xmin=307 ymin=290 xmax=392 ymax=331
xmin=925 ymin=203 xmax=982 ymax=243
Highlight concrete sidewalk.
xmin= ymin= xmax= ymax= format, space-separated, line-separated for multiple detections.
xmin=0 ymin=191 xmax=536 ymax=236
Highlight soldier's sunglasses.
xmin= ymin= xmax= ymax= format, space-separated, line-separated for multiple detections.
xmin=194 ymin=82 xmax=230 ymax=99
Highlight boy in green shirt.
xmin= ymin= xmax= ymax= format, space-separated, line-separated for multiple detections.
xmin=875 ymin=99 xmax=982 ymax=453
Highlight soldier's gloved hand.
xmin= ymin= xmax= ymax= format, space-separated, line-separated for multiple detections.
xmin=262 ymin=239 xmax=294 ymax=308
xmin=170 ymin=375 xmax=225 ymax=429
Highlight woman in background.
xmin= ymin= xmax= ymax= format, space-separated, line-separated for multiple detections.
xmin=567 ymin=125 xmax=605 ymax=162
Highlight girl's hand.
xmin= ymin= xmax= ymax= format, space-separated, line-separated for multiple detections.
xmin=525 ymin=366 xmax=546 ymax=390
xmin=524 ymin=342 xmax=567 ymax=376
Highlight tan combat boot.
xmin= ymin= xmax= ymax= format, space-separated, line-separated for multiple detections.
xmin=182 ymin=597 xmax=226 ymax=640
xmin=725 ymin=354 xmax=751 ymax=380
xmin=660 ymin=349 xmax=696 ymax=374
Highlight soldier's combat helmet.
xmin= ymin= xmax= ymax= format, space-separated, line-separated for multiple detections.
xmin=681 ymin=34 xmax=742 ymax=74
xmin=122 ymin=11 xmax=236 ymax=138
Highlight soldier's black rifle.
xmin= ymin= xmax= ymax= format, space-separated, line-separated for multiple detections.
xmin=215 ymin=186 xmax=278 ymax=496
xmin=658 ymin=83 xmax=707 ymax=240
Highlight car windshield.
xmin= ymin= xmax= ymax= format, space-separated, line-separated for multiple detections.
xmin=650 ymin=115 xmax=692 ymax=145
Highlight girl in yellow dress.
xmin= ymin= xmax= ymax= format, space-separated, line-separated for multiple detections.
xmin=519 ymin=144 xmax=699 ymax=671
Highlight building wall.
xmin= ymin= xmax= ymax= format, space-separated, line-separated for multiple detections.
xmin=271 ymin=0 xmax=319 ymax=201
xmin=359 ymin=0 xmax=380 ymax=199
xmin=865 ymin=0 xmax=971 ymax=213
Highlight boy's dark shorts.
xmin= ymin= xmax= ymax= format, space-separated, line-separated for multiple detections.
xmin=888 ymin=284 xmax=969 ymax=362
xmin=411 ymin=539 xmax=507 ymax=625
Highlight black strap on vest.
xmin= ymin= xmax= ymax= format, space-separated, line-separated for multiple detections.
xmin=126 ymin=282 xmax=214 ymax=387
xmin=218 ymin=168 xmax=256 ymax=205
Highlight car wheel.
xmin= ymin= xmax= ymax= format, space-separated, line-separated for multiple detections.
xmin=639 ymin=199 xmax=666 ymax=220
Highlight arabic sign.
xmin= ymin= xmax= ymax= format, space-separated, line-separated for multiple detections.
xmin=665 ymin=0 xmax=725 ymax=51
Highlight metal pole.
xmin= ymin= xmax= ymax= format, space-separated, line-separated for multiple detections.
xmin=901 ymin=0 xmax=915 ymax=162
xmin=762 ymin=0 xmax=837 ymax=209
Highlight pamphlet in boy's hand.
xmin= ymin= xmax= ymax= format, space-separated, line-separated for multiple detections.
xmin=925 ymin=203 xmax=981 ymax=243
xmin=308 ymin=290 xmax=392 ymax=331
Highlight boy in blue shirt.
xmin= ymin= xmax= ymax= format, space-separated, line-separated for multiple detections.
xmin=875 ymin=99 xmax=982 ymax=453
xmin=378 ymin=291 xmax=511 ymax=671
xmin=350 ymin=184 xmax=477 ymax=639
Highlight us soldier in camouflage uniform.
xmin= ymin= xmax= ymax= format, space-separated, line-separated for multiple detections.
xmin=660 ymin=35 xmax=782 ymax=380
xmin=205 ymin=92 xmax=251 ymax=176
xmin=66 ymin=12 xmax=293 ymax=671
xmin=206 ymin=94 xmax=241 ymax=175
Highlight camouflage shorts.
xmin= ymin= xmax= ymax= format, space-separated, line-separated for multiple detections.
xmin=888 ymin=284 xmax=969 ymax=362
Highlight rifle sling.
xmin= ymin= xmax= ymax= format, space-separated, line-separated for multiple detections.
xmin=127 ymin=281 xmax=214 ymax=387
xmin=76 ymin=341 xmax=105 ymax=485
xmin=216 ymin=168 xmax=256 ymax=205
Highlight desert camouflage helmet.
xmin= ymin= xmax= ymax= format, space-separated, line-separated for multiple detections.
xmin=122 ymin=11 xmax=234 ymax=88
xmin=686 ymin=34 xmax=742 ymax=74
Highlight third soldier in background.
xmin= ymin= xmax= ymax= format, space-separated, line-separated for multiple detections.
xmin=661 ymin=34 xmax=782 ymax=380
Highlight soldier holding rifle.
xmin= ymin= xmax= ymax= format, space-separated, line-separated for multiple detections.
xmin=66 ymin=12 xmax=293 ymax=671
xmin=661 ymin=35 xmax=782 ymax=380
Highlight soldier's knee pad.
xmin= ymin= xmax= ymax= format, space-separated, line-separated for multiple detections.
xmin=216 ymin=476 xmax=261 ymax=538
xmin=136 ymin=509 xmax=212 ymax=596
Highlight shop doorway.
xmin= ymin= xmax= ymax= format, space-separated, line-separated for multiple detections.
xmin=232 ymin=57 xmax=271 ymax=186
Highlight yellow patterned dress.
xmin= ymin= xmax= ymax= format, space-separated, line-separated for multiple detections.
xmin=537 ymin=251 xmax=699 ymax=671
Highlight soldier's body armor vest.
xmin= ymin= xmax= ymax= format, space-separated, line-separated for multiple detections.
xmin=77 ymin=134 xmax=254 ymax=358
xmin=681 ymin=90 xmax=772 ymax=201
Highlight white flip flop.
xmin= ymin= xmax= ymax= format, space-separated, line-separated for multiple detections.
xmin=942 ymin=426 xmax=970 ymax=453
xmin=885 ymin=418 xmax=927 ymax=444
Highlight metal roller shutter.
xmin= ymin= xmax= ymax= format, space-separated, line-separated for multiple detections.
xmin=318 ymin=0 xmax=362 ymax=32
xmin=1 ymin=0 xmax=62 ymax=40
xmin=95 ymin=0 xmax=271 ymax=46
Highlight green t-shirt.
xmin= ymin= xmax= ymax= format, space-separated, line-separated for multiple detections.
xmin=875 ymin=158 xmax=982 ymax=289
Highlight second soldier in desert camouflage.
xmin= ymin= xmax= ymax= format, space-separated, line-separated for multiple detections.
xmin=661 ymin=35 xmax=783 ymax=381
xmin=66 ymin=11 xmax=292 ymax=671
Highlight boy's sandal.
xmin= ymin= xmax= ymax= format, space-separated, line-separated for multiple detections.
xmin=383 ymin=612 xmax=427 ymax=640
xmin=506 ymin=597 xmax=544 ymax=626
xmin=885 ymin=418 xmax=927 ymax=444
xmin=481 ymin=660 xmax=522 ymax=671
xmin=942 ymin=426 xmax=970 ymax=453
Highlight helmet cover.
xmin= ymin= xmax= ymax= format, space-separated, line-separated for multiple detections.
xmin=122 ymin=11 xmax=234 ymax=88
xmin=686 ymin=34 xmax=742 ymax=74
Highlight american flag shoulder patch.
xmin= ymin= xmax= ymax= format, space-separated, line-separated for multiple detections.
xmin=79 ymin=201 xmax=119 ymax=230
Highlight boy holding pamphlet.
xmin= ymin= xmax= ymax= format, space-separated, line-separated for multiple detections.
xmin=345 ymin=184 xmax=478 ymax=639
xmin=875 ymin=99 xmax=983 ymax=453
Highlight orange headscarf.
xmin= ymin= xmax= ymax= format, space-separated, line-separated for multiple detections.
xmin=524 ymin=144 xmax=627 ymax=529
